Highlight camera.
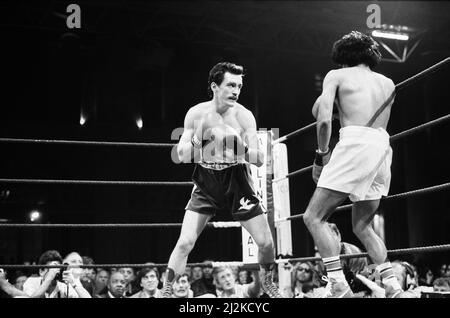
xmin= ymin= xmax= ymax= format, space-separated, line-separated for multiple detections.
xmin=345 ymin=270 xmax=372 ymax=294
xmin=55 ymin=263 xmax=69 ymax=281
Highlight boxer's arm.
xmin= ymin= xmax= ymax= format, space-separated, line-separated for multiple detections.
xmin=312 ymin=96 xmax=320 ymax=119
xmin=177 ymin=108 xmax=201 ymax=163
xmin=316 ymin=70 xmax=339 ymax=153
xmin=240 ymin=110 xmax=264 ymax=167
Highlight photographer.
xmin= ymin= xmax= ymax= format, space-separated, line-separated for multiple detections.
xmin=23 ymin=250 xmax=90 ymax=298
xmin=62 ymin=252 xmax=92 ymax=298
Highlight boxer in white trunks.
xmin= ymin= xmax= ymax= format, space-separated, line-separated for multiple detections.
xmin=303 ymin=31 xmax=403 ymax=298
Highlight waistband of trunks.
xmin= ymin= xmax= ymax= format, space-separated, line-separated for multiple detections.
xmin=199 ymin=161 xmax=240 ymax=170
xmin=339 ymin=125 xmax=390 ymax=146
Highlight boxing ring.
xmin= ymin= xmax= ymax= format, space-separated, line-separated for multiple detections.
xmin=0 ymin=57 xmax=449 ymax=296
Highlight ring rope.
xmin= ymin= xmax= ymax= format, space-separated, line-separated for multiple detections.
xmin=0 ymin=262 xmax=216 ymax=270
xmin=274 ymin=243 xmax=450 ymax=264
xmin=272 ymin=57 xmax=450 ymax=145
xmin=275 ymin=181 xmax=450 ymax=223
xmin=389 ymin=113 xmax=450 ymax=142
xmin=272 ymin=122 xmax=316 ymax=145
xmin=272 ymin=112 xmax=450 ymax=183
xmin=0 ymin=221 xmax=242 ymax=229
xmin=0 ymin=137 xmax=175 ymax=148
xmin=396 ymin=57 xmax=450 ymax=91
xmin=0 ymin=178 xmax=193 ymax=186
xmin=1 ymin=244 xmax=448 ymax=270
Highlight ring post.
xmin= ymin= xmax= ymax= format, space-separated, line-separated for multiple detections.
xmin=271 ymin=130 xmax=293 ymax=296
xmin=242 ymin=131 xmax=271 ymax=264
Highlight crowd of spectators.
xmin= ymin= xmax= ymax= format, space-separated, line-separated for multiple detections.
xmin=1 ymin=246 xmax=449 ymax=298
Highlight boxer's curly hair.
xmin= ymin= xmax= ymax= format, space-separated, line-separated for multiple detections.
xmin=331 ymin=31 xmax=382 ymax=69
xmin=207 ymin=62 xmax=244 ymax=97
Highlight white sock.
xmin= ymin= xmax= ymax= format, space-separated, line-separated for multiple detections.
xmin=376 ymin=262 xmax=402 ymax=290
xmin=323 ymin=256 xmax=346 ymax=283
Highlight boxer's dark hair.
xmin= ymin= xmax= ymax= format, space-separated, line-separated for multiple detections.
xmin=208 ymin=62 xmax=244 ymax=97
xmin=331 ymin=31 xmax=382 ymax=69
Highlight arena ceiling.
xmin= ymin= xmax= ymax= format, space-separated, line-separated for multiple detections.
xmin=1 ymin=1 xmax=449 ymax=57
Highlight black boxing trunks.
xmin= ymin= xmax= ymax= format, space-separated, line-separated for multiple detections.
xmin=185 ymin=162 xmax=265 ymax=221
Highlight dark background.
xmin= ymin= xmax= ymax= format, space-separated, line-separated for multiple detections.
xmin=0 ymin=1 xmax=449 ymax=270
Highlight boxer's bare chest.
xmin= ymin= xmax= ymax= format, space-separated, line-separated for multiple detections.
xmin=220 ymin=110 xmax=244 ymax=136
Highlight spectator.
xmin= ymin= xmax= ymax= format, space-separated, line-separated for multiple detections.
xmin=418 ymin=267 xmax=434 ymax=287
xmin=129 ymin=267 xmax=162 ymax=298
xmin=78 ymin=257 xmax=96 ymax=296
xmin=0 ymin=268 xmax=28 ymax=298
xmin=13 ymin=272 xmax=28 ymax=291
xmin=237 ymin=269 xmax=252 ymax=285
xmin=191 ymin=261 xmax=216 ymax=297
xmin=172 ymin=273 xmax=195 ymax=298
xmin=445 ymin=264 xmax=450 ymax=278
xmin=96 ymin=272 xmax=126 ymax=298
xmin=433 ymin=277 xmax=450 ymax=292
xmin=389 ymin=261 xmax=420 ymax=298
xmin=184 ymin=266 xmax=192 ymax=279
xmin=391 ymin=261 xmax=418 ymax=291
xmin=214 ymin=266 xmax=260 ymax=298
xmin=438 ymin=264 xmax=448 ymax=278
xmin=119 ymin=267 xmax=139 ymax=296
xmin=81 ymin=256 xmax=96 ymax=283
xmin=62 ymin=252 xmax=92 ymax=298
xmin=191 ymin=265 xmax=203 ymax=283
xmin=159 ymin=267 xmax=166 ymax=289
xmin=93 ymin=268 xmax=110 ymax=296
xmin=23 ymin=250 xmax=85 ymax=298
xmin=290 ymin=262 xmax=322 ymax=298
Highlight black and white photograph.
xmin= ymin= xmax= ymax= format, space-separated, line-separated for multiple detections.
xmin=0 ymin=0 xmax=449 ymax=311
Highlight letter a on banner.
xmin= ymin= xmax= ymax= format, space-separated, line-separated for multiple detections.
xmin=242 ymin=131 xmax=268 ymax=263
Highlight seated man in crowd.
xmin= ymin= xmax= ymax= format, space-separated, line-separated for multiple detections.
xmin=433 ymin=277 xmax=450 ymax=292
xmin=119 ymin=267 xmax=139 ymax=296
xmin=172 ymin=273 xmax=195 ymax=298
xmin=190 ymin=261 xmax=216 ymax=297
xmin=81 ymin=256 xmax=96 ymax=283
xmin=96 ymin=271 xmax=126 ymax=298
xmin=191 ymin=265 xmax=204 ymax=283
xmin=63 ymin=252 xmax=92 ymax=298
xmin=214 ymin=266 xmax=260 ymax=298
xmin=129 ymin=267 xmax=162 ymax=298
xmin=93 ymin=268 xmax=110 ymax=297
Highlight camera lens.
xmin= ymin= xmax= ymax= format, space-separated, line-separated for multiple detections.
xmin=56 ymin=263 xmax=69 ymax=281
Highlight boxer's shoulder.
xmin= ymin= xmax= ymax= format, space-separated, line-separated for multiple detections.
xmin=185 ymin=102 xmax=212 ymax=121
xmin=233 ymin=103 xmax=254 ymax=119
xmin=189 ymin=101 xmax=212 ymax=113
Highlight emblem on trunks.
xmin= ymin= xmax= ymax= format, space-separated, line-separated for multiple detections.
xmin=239 ymin=197 xmax=256 ymax=211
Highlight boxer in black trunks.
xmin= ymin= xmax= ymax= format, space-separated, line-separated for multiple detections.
xmin=161 ymin=62 xmax=283 ymax=298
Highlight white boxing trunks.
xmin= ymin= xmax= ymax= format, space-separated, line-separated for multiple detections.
xmin=317 ymin=126 xmax=392 ymax=202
